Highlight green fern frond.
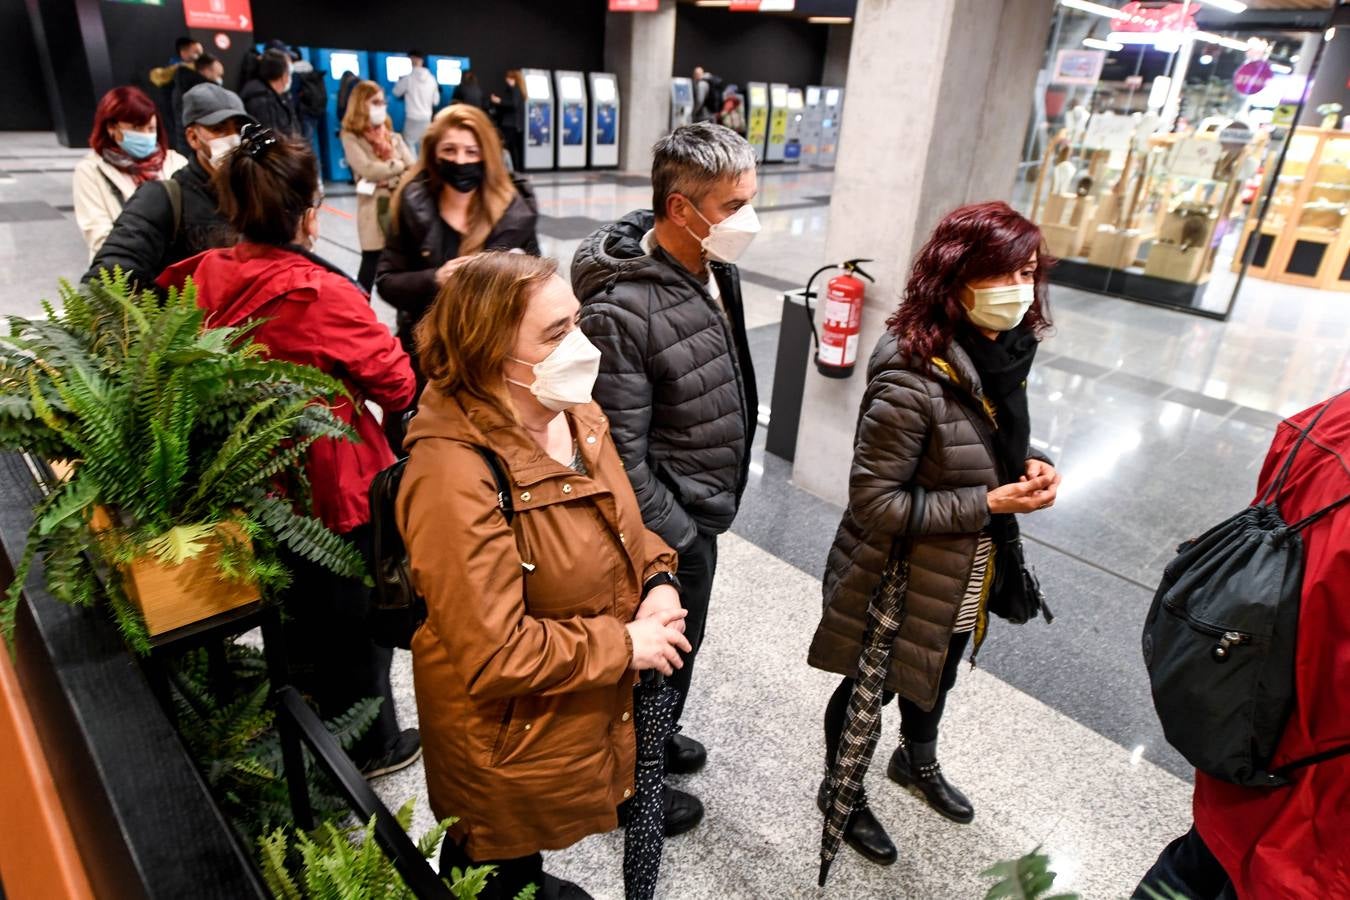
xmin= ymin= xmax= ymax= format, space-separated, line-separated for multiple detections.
xmin=254 ymin=497 xmax=366 ymax=579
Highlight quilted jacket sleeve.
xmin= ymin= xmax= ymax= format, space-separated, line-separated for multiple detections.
xmin=850 ymin=371 xmax=992 ymax=538
xmin=580 ymin=290 xmax=700 ymax=552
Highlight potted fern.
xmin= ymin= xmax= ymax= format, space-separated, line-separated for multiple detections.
xmin=0 ymin=273 xmax=365 ymax=651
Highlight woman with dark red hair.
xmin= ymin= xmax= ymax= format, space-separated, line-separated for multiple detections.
xmin=73 ymin=86 xmax=187 ymax=258
xmin=808 ymin=201 xmax=1061 ymax=866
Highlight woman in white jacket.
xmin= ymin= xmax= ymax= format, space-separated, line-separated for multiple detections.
xmin=73 ymin=86 xmax=187 ymax=259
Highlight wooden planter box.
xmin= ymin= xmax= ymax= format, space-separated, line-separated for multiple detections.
xmin=90 ymin=508 xmax=260 ymax=636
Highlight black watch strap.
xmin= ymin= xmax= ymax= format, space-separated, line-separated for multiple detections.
xmin=642 ymin=571 xmax=681 ymax=597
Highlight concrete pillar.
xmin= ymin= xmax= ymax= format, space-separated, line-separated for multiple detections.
xmin=791 ymin=0 xmax=1054 ymax=505
xmin=821 ymin=22 xmax=853 ymax=87
xmin=604 ymin=0 xmax=677 ymax=173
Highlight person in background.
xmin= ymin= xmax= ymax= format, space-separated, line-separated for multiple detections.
xmin=571 ymin=122 xmax=761 ymax=837
xmin=150 ymin=36 xmax=202 ymax=155
xmin=399 ymin=251 xmax=689 ymax=900
xmin=1135 ymin=392 xmax=1350 ymax=900
xmin=808 ymin=202 xmax=1059 ymax=867
xmin=158 ymin=125 xmax=420 ymax=778
xmin=340 ymin=80 xmax=416 ymax=292
xmin=290 ymin=50 xmax=327 ymax=145
xmin=376 ymin=102 xmax=538 ymax=442
xmin=85 ymin=83 xmax=250 ymax=290
xmin=73 ymin=86 xmax=188 ymax=259
xmin=241 ymin=48 xmax=300 ymax=137
xmin=692 ymin=66 xmax=721 ymax=124
xmin=194 ymin=53 xmax=225 ymax=86
xmin=452 ymin=70 xmax=484 ymax=110
xmin=718 ymin=86 xmax=746 ymax=137
xmin=393 ymin=50 xmax=439 ymax=152
xmin=490 ymin=70 xmax=526 ymax=172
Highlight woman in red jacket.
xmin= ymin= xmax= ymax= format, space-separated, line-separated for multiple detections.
xmin=158 ymin=124 xmax=421 ymax=777
xmin=1136 ymin=391 xmax=1350 ymax=898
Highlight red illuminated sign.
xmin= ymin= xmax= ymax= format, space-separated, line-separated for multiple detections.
xmin=183 ymin=0 xmax=253 ymax=32
xmin=1112 ymin=1 xmax=1197 ymax=34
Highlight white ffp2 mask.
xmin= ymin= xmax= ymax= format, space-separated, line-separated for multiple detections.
xmin=369 ymin=105 xmax=388 ymax=126
xmin=967 ymin=283 xmax=1034 ymax=332
xmin=507 ymin=329 xmax=602 ymax=412
xmin=688 ymin=203 xmax=760 ymax=264
xmin=207 ymin=133 xmax=241 ymax=167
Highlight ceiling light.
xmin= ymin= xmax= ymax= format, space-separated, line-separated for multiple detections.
xmin=1107 ymin=31 xmax=1165 ymax=45
xmin=695 ymin=0 xmax=733 ymax=5
xmin=1059 ymin=0 xmax=1121 ymax=18
xmin=1291 ymin=54 xmax=1301 ymax=62
xmin=1199 ymin=53 xmax=1214 ymax=64
xmin=1083 ymin=37 xmax=1124 ymax=51
xmin=1327 ymin=27 xmax=1336 ymax=42
xmin=1198 ymin=0 xmax=1247 ymax=12
xmin=807 ymin=16 xmax=852 ymax=23
xmin=1270 ymin=62 xmax=1293 ymax=74
xmin=1192 ymin=30 xmax=1253 ymax=51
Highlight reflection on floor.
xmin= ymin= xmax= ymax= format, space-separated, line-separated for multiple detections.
xmin=6 ymin=130 xmax=1348 ymax=898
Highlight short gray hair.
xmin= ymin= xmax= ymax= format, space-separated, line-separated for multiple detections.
xmin=651 ymin=123 xmax=756 ymax=219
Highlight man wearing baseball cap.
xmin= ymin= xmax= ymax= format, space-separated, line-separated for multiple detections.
xmin=86 ymin=83 xmax=254 ymax=290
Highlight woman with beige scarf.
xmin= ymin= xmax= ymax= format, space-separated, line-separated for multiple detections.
xmin=340 ymin=80 xmax=416 ymax=291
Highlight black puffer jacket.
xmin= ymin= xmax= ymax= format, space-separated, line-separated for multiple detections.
xmin=84 ymin=156 xmax=235 ymax=292
xmin=240 ymin=79 xmax=300 ymax=137
xmin=375 ymin=172 xmax=540 ymax=341
xmin=807 ymin=331 xmax=1048 ymax=709
xmin=571 ymin=210 xmax=758 ymax=553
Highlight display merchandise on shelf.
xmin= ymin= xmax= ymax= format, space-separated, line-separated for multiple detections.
xmin=1233 ymin=126 xmax=1350 ymax=292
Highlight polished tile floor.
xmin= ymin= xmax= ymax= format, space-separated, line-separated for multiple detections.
xmin=10 ymin=130 xmax=1350 ymax=897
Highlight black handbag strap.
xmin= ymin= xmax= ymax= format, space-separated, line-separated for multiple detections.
xmin=474 ymin=445 xmax=514 ymax=524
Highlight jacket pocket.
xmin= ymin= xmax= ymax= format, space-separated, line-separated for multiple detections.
xmin=488 ymin=698 xmax=516 ymax=767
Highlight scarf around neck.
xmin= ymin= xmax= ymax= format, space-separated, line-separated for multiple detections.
xmin=954 ymin=323 xmax=1038 ymax=488
xmin=364 ymin=125 xmax=395 ymax=162
xmin=101 ymin=144 xmax=167 ymax=186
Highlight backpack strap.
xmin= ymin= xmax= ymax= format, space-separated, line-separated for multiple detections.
xmin=474 ymin=445 xmax=514 ymax=524
xmin=163 ymin=177 xmax=183 ymax=246
xmin=1271 ymin=742 xmax=1350 ymax=778
xmin=1257 ymin=390 xmax=1347 ymax=506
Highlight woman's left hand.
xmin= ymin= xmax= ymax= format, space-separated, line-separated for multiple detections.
xmin=1021 ymin=459 xmax=1061 ymax=510
xmin=636 ymin=584 xmax=685 ymax=634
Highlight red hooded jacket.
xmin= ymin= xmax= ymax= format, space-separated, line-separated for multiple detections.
xmin=1193 ymin=395 xmax=1350 ymax=897
xmin=159 ymin=243 xmax=416 ymax=534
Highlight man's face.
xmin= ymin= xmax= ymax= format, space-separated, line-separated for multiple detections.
xmin=202 ymin=61 xmax=224 ymax=84
xmin=693 ymin=67 xmax=705 ymax=81
xmin=678 ymin=170 xmax=758 ymax=240
xmin=183 ymin=42 xmax=202 ymax=64
xmin=411 ymin=55 xmax=425 ymax=68
xmin=185 ymin=118 xmax=242 ymax=165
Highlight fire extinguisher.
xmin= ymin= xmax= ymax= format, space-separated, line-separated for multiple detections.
xmin=804 ymin=258 xmax=874 ymax=379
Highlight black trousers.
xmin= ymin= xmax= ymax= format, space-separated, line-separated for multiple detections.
xmin=440 ymin=838 xmax=544 ymax=900
xmin=823 ymin=629 xmax=971 ymax=768
xmin=1133 ymin=826 xmax=1237 ymax=900
xmin=668 ymin=531 xmax=718 ymax=727
xmin=358 ymin=250 xmax=381 ymax=293
xmin=280 ymin=524 xmax=400 ymax=763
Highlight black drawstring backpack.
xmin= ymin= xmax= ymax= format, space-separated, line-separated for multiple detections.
xmin=1142 ymin=392 xmax=1350 ymax=787
xmin=366 ymin=446 xmax=513 ymax=650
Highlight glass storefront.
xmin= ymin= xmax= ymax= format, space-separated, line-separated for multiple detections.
xmin=1015 ymin=0 xmax=1341 ymax=320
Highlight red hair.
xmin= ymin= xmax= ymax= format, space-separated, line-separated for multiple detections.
xmin=88 ymin=86 xmax=167 ymax=157
xmin=887 ymin=201 xmax=1054 ymax=362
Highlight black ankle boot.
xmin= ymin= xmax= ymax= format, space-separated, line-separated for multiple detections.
xmin=888 ymin=737 xmax=974 ymax=824
xmin=816 ymin=779 xmax=898 ymax=866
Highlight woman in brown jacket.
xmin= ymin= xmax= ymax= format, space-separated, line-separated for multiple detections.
xmin=397 ymin=252 xmax=691 ymax=900
xmin=808 ymin=202 xmax=1061 ymax=866
xmin=339 ymin=80 xmax=416 ymax=291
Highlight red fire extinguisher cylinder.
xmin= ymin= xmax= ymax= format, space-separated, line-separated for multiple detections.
xmin=815 ymin=269 xmax=866 ymax=379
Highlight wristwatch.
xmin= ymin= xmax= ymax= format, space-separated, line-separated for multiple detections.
xmin=642 ymin=571 xmax=682 ymax=598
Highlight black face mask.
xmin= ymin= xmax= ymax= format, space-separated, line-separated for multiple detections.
xmin=436 ymin=159 xmax=484 ymax=194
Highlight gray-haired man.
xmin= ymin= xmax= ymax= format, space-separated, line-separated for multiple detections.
xmin=572 ymin=122 xmax=760 ymax=837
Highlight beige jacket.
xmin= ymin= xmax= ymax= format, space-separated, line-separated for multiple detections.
xmin=72 ymin=150 xmax=188 ymax=259
xmin=339 ymin=130 xmax=416 ymax=251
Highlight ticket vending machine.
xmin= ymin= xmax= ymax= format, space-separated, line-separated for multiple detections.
xmin=745 ymin=82 xmax=769 ymax=163
xmin=783 ymin=87 xmax=805 ymax=164
xmin=371 ymin=51 xmax=414 ymax=134
xmin=765 ymin=82 xmax=790 ymax=163
xmin=670 ymin=77 xmax=693 ymax=132
xmin=818 ymin=86 xmax=845 ymax=167
xmin=429 ymin=55 xmax=472 ymax=108
xmin=554 ymin=71 xmax=587 ymax=169
xmin=588 ymin=72 xmax=620 ymax=169
xmin=521 ymin=68 xmax=555 ymax=171
xmin=313 ymin=49 xmax=369 ymax=183
xmin=801 ymin=85 xmax=824 ymax=164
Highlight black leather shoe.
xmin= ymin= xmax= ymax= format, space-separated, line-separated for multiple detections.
xmin=665 ymin=733 xmax=707 ymax=775
xmin=664 ymin=785 xmax=704 ymax=837
xmin=816 ymin=780 xmax=898 ymax=866
xmin=887 ymin=741 xmax=974 ymax=824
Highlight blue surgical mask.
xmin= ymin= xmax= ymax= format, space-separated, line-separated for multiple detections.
xmin=118 ymin=130 xmax=158 ymax=160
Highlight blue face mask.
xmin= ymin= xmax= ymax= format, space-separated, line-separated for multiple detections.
xmin=118 ymin=130 xmax=158 ymax=160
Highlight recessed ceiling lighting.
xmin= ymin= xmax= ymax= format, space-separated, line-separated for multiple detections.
xmin=1199 ymin=54 xmax=1214 ymax=64
xmin=1059 ymin=0 xmax=1122 ymax=18
xmin=695 ymin=0 xmax=733 ymax=5
xmin=1083 ymin=37 xmax=1124 ymax=51
xmin=808 ymin=16 xmax=852 ymax=24
xmin=1198 ymin=0 xmax=1247 ymax=12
